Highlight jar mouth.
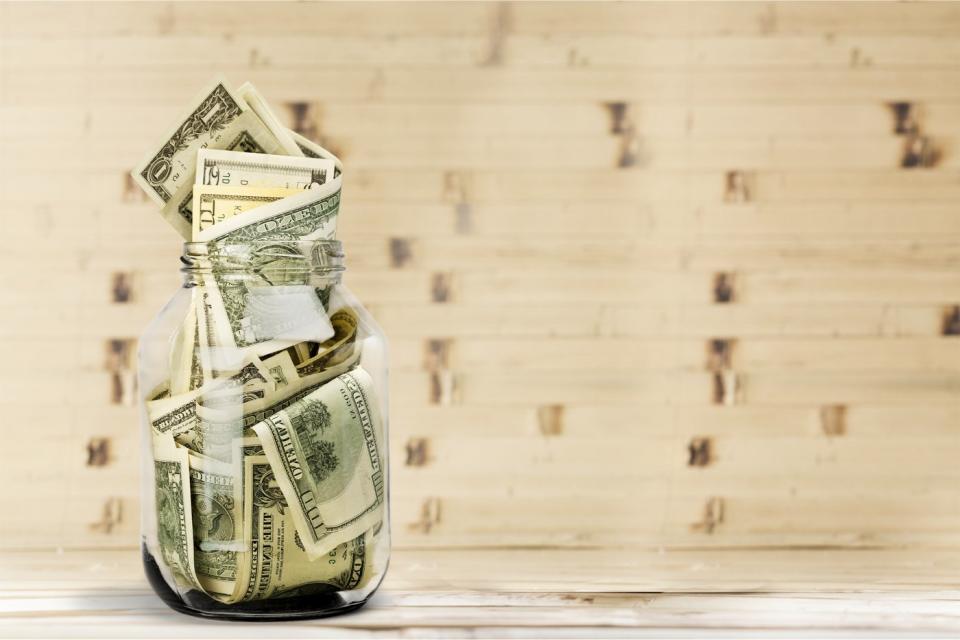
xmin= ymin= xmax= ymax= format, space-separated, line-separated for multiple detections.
xmin=181 ymin=239 xmax=345 ymax=275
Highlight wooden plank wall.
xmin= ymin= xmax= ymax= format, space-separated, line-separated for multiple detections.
xmin=1 ymin=2 xmax=959 ymax=579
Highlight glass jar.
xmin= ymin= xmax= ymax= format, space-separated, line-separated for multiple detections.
xmin=138 ymin=239 xmax=389 ymax=620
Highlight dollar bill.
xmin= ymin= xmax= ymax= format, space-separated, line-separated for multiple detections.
xmin=169 ymin=294 xmax=200 ymax=395
xmin=272 ymin=308 xmax=356 ymax=372
xmin=233 ymin=456 xmax=373 ymax=603
xmin=251 ymin=368 xmax=385 ymax=558
xmin=192 ymin=184 xmax=299 ymax=240
xmin=186 ymin=348 xmax=362 ymax=462
xmin=197 ymin=275 xmax=335 ymax=360
xmin=289 ymin=129 xmax=343 ymax=177
xmin=186 ymin=294 xmax=207 ymax=393
xmin=262 ymin=349 xmax=299 ymax=392
xmin=196 ymin=175 xmax=341 ymax=245
xmin=146 ymin=355 xmax=274 ymax=439
xmin=238 ymin=82 xmax=303 ymax=157
xmin=167 ymin=299 xmax=191 ymax=396
xmin=296 ymin=308 xmax=359 ymax=377
xmin=191 ymin=188 xmax=343 ymax=356
xmin=147 ymin=381 xmax=171 ymax=402
xmin=194 ymin=285 xmax=219 ymax=382
xmin=189 ymin=453 xmax=243 ymax=599
xmin=197 ymin=149 xmax=335 ymax=191
xmin=241 ymin=347 xmax=361 ymax=429
xmin=130 ymin=77 xmax=284 ymax=239
xmin=238 ymin=435 xmax=266 ymax=459
xmin=153 ymin=437 xmax=201 ymax=591
xmin=282 ymin=342 xmax=313 ymax=367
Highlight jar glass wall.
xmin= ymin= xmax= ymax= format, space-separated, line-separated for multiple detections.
xmin=138 ymin=240 xmax=389 ymax=620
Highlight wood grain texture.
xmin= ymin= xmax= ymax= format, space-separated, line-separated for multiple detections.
xmin=1 ymin=549 xmax=960 ymax=637
xmin=0 ymin=1 xmax=959 ymax=604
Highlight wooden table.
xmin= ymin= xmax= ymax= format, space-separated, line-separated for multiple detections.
xmin=2 ymin=548 xmax=959 ymax=637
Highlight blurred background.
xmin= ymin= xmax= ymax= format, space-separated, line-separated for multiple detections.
xmin=1 ymin=2 xmax=959 ymax=589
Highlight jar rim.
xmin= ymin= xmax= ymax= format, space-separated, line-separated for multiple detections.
xmin=180 ymin=239 xmax=345 ymax=275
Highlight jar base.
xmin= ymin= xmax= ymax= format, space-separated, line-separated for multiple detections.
xmin=142 ymin=546 xmax=370 ymax=621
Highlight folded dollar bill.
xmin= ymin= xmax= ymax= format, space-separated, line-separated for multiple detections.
xmin=233 ymin=456 xmax=374 ymax=603
xmin=237 ymin=81 xmax=304 ymax=157
xmin=131 ymin=77 xmax=286 ymax=239
xmin=252 ymin=368 xmax=385 ymax=558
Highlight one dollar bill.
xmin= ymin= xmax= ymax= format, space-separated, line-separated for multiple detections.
xmin=130 ymin=76 xmax=284 ymax=239
xmin=189 ymin=453 xmax=243 ymax=600
xmin=152 ymin=436 xmax=202 ymax=592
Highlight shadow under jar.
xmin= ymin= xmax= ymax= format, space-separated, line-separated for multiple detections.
xmin=138 ymin=240 xmax=389 ymax=620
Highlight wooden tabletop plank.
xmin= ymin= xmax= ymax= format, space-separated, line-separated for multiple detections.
xmin=1 ymin=550 xmax=959 ymax=637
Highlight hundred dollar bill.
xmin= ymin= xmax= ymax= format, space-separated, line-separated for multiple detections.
xmin=233 ymin=456 xmax=372 ymax=603
xmin=289 ymin=129 xmax=342 ymax=177
xmin=251 ymin=368 xmax=385 ymax=558
xmin=192 ymin=184 xmax=299 ymax=240
xmin=130 ymin=77 xmax=284 ymax=239
xmin=189 ymin=453 xmax=243 ymax=599
xmin=238 ymin=82 xmax=303 ymax=157
xmin=152 ymin=437 xmax=202 ymax=591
